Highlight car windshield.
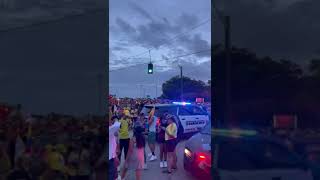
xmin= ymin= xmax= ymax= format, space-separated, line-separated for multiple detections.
xmin=201 ymin=120 xmax=211 ymax=134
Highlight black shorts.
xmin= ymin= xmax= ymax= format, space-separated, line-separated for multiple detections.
xmin=166 ymin=139 xmax=177 ymax=152
xmin=157 ymin=133 xmax=165 ymax=143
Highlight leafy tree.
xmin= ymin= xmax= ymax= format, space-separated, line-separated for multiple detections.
xmin=213 ymin=43 xmax=306 ymax=126
xmin=161 ymin=76 xmax=209 ymax=101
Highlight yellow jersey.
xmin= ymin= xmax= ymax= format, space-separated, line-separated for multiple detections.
xmin=119 ymin=118 xmax=131 ymax=139
xmin=165 ymin=123 xmax=177 ymax=141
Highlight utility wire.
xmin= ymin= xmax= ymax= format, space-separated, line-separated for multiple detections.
xmin=109 ymin=49 xmax=211 ymax=72
xmin=110 ymin=18 xmax=210 ymax=62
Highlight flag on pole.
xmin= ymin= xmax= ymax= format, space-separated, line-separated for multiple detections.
xmin=148 ymin=105 xmax=155 ymax=124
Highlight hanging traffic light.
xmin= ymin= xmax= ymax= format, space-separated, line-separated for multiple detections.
xmin=148 ymin=63 xmax=153 ymax=74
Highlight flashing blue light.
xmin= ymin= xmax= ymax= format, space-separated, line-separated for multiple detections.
xmin=173 ymin=102 xmax=191 ymax=105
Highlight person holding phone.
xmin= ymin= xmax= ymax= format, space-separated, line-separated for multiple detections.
xmin=157 ymin=114 xmax=168 ymax=168
xmin=162 ymin=115 xmax=178 ymax=174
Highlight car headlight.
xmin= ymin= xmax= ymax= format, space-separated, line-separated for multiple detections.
xmin=184 ymin=148 xmax=193 ymax=158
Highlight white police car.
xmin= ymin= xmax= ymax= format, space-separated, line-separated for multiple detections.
xmin=141 ymin=102 xmax=210 ymax=137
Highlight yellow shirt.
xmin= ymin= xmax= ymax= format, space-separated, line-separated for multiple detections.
xmin=46 ymin=151 xmax=65 ymax=172
xmin=119 ymin=118 xmax=130 ymax=139
xmin=165 ymin=123 xmax=177 ymax=141
xmin=124 ymin=109 xmax=130 ymax=116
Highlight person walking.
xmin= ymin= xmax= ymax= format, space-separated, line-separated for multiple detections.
xmin=121 ymin=126 xmax=145 ymax=180
xmin=162 ymin=115 xmax=178 ymax=174
xmin=157 ymin=114 xmax=168 ymax=168
xmin=118 ymin=113 xmax=131 ymax=165
xmin=147 ymin=107 xmax=157 ymax=162
xmin=135 ymin=113 xmax=148 ymax=170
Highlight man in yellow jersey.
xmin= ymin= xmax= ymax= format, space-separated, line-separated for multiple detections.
xmin=118 ymin=112 xmax=132 ymax=165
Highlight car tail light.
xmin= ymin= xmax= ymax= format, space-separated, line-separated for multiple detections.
xmin=197 ymin=153 xmax=206 ymax=161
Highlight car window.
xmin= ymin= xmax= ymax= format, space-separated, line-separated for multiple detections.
xmin=156 ymin=107 xmax=177 ymax=117
xmin=178 ymin=106 xmax=193 ymax=116
xmin=178 ymin=106 xmax=207 ymax=116
xmin=218 ymin=139 xmax=304 ymax=170
xmin=141 ymin=106 xmax=177 ymax=117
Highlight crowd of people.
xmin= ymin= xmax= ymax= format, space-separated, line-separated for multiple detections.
xmin=108 ymin=96 xmax=211 ymax=115
xmin=108 ymin=97 xmax=181 ymax=180
xmin=0 ymin=104 xmax=107 ymax=180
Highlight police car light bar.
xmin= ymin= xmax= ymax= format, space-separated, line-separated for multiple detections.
xmin=172 ymin=102 xmax=191 ymax=105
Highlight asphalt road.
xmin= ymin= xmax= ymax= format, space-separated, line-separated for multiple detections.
xmin=118 ymin=138 xmax=200 ymax=180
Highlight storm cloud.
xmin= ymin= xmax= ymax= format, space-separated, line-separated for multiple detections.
xmin=110 ymin=0 xmax=211 ymax=98
xmin=214 ymin=0 xmax=320 ymax=64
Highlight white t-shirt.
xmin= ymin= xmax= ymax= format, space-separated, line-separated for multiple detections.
xmin=109 ymin=121 xmax=120 ymax=160
xmin=149 ymin=116 xmax=157 ymax=133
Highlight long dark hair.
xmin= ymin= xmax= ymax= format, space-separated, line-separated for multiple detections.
xmin=134 ymin=127 xmax=145 ymax=148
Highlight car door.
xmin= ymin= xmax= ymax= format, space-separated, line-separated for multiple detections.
xmin=178 ymin=105 xmax=208 ymax=133
xmin=217 ymin=139 xmax=313 ymax=180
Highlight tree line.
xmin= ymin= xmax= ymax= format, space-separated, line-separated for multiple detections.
xmin=161 ymin=44 xmax=320 ymax=128
xmin=213 ymin=44 xmax=320 ymax=128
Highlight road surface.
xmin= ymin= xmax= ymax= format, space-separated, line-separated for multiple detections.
xmin=118 ymin=137 xmax=200 ymax=180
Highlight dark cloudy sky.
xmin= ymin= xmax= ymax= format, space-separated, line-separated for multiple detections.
xmin=109 ymin=0 xmax=211 ymax=98
xmin=214 ymin=0 xmax=320 ymax=68
xmin=0 ymin=0 xmax=107 ymax=115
